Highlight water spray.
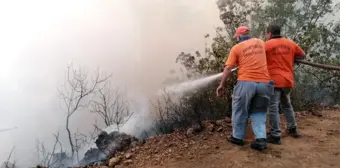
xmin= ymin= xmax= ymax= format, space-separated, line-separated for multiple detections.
xmin=159 ymin=67 xmax=238 ymax=95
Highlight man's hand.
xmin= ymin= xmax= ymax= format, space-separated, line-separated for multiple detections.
xmin=217 ymin=65 xmax=234 ymax=97
xmin=216 ymin=85 xmax=224 ymax=97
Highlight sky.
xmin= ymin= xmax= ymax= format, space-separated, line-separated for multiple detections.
xmin=0 ymin=0 xmax=222 ymax=166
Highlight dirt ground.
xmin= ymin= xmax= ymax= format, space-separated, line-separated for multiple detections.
xmin=110 ymin=110 xmax=340 ymax=168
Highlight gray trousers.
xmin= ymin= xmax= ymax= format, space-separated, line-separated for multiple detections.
xmin=268 ymin=88 xmax=297 ymax=137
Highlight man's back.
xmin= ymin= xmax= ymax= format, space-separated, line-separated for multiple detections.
xmin=265 ymin=37 xmax=304 ymax=88
xmin=226 ymin=38 xmax=269 ymax=83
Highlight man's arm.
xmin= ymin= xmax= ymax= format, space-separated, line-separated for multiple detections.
xmin=294 ymin=44 xmax=306 ymax=61
xmin=219 ymin=65 xmax=235 ymax=87
xmin=219 ymin=47 xmax=238 ymax=87
xmin=216 ymin=47 xmax=238 ymax=97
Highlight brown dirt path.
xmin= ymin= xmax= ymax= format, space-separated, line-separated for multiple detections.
xmin=120 ymin=110 xmax=340 ymax=168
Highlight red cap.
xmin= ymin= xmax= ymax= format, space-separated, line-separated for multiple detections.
xmin=234 ymin=26 xmax=249 ymax=37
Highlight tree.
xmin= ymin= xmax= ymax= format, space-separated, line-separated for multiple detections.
xmin=58 ymin=64 xmax=110 ymax=158
xmin=90 ymin=84 xmax=134 ymax=132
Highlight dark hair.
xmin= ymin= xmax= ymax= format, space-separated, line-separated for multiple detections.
xmin=267 ymin=24 xmax=281 ymax=36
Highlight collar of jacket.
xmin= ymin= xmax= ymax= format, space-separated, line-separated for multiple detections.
xmin=237 ymin=34 xmax=252 ymax=43
xmin=270 ymin=35 xmax=282 ymax=39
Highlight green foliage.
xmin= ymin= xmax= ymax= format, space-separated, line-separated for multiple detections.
xmin=221 ymin=0 xmax=340 ymax=106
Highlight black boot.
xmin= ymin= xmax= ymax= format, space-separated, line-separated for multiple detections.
xmin=251 ymin=138 xmax=268 ymax=151
xmin=227 ymin=136 xmax=245 ymax=146
xmin=267 ymin=135 xmax=282 ymax=145
xmin=287 ymin=127 xmax=301 ymax=138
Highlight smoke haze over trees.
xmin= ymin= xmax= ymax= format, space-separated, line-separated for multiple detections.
xmin=1 ymin=0 xmax=340 ymax=167
xmin=0 ymin=0 xmax=221 ymax=166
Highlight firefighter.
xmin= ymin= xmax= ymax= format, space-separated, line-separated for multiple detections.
xmin=265 ymin=24 xmax=306 ymax=144
xmin=217 ymin=26 xmax=274 ymax=151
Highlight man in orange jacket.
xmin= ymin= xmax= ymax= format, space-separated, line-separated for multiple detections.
xmin=265 ymin=24 xmax=306 ymax=144
xmin=217 ymin=26 xmax=274 ymax=151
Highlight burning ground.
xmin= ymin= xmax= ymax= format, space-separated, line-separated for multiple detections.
xmin=70 ymin=106 xmax=340 ymax=168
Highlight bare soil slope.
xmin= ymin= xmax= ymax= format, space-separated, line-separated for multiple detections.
xmin=107 ymin=110 xmax=340 ymax=168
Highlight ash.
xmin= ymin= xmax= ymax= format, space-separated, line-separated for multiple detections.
xmin=79 ymin=131 xmax=140 ymax=166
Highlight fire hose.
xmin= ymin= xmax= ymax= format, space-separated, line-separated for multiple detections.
xmin=295 ymin=60 xmax=340 ymax=71
xmin=229 ymin=60 xmax=340 ymax=72
xmin=228 ymin=60 xmax=340 ymax=87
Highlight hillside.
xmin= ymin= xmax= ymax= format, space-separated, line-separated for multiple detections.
xmin=83 ymin=108 xmax=340 ymax=168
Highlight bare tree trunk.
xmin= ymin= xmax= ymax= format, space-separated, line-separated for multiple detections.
xmin=66 ymin=116 xmax=74 ymax=157
xmin=75 ymin=135 xmax=79 ymax=162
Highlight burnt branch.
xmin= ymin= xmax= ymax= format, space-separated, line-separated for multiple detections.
xmin=0 ymin=127 xmax=17 ymax=133
xmin=3 ymin=147 xmax=16 ymax=168
xmin=35 ymin=131 xmax=65 ymax=168
xmin=90 ymin=85 xmax=134 ymax=132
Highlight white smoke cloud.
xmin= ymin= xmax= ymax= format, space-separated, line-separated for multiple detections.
xmin=0 ymin=0 xmax=222 ymax=166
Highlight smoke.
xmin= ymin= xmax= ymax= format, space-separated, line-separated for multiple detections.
xmin=0 ymin=0 xmax=222 ymax=167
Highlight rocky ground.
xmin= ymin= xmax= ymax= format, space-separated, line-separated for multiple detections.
xmin=75 ymin=108 xmax=340 ymax=168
